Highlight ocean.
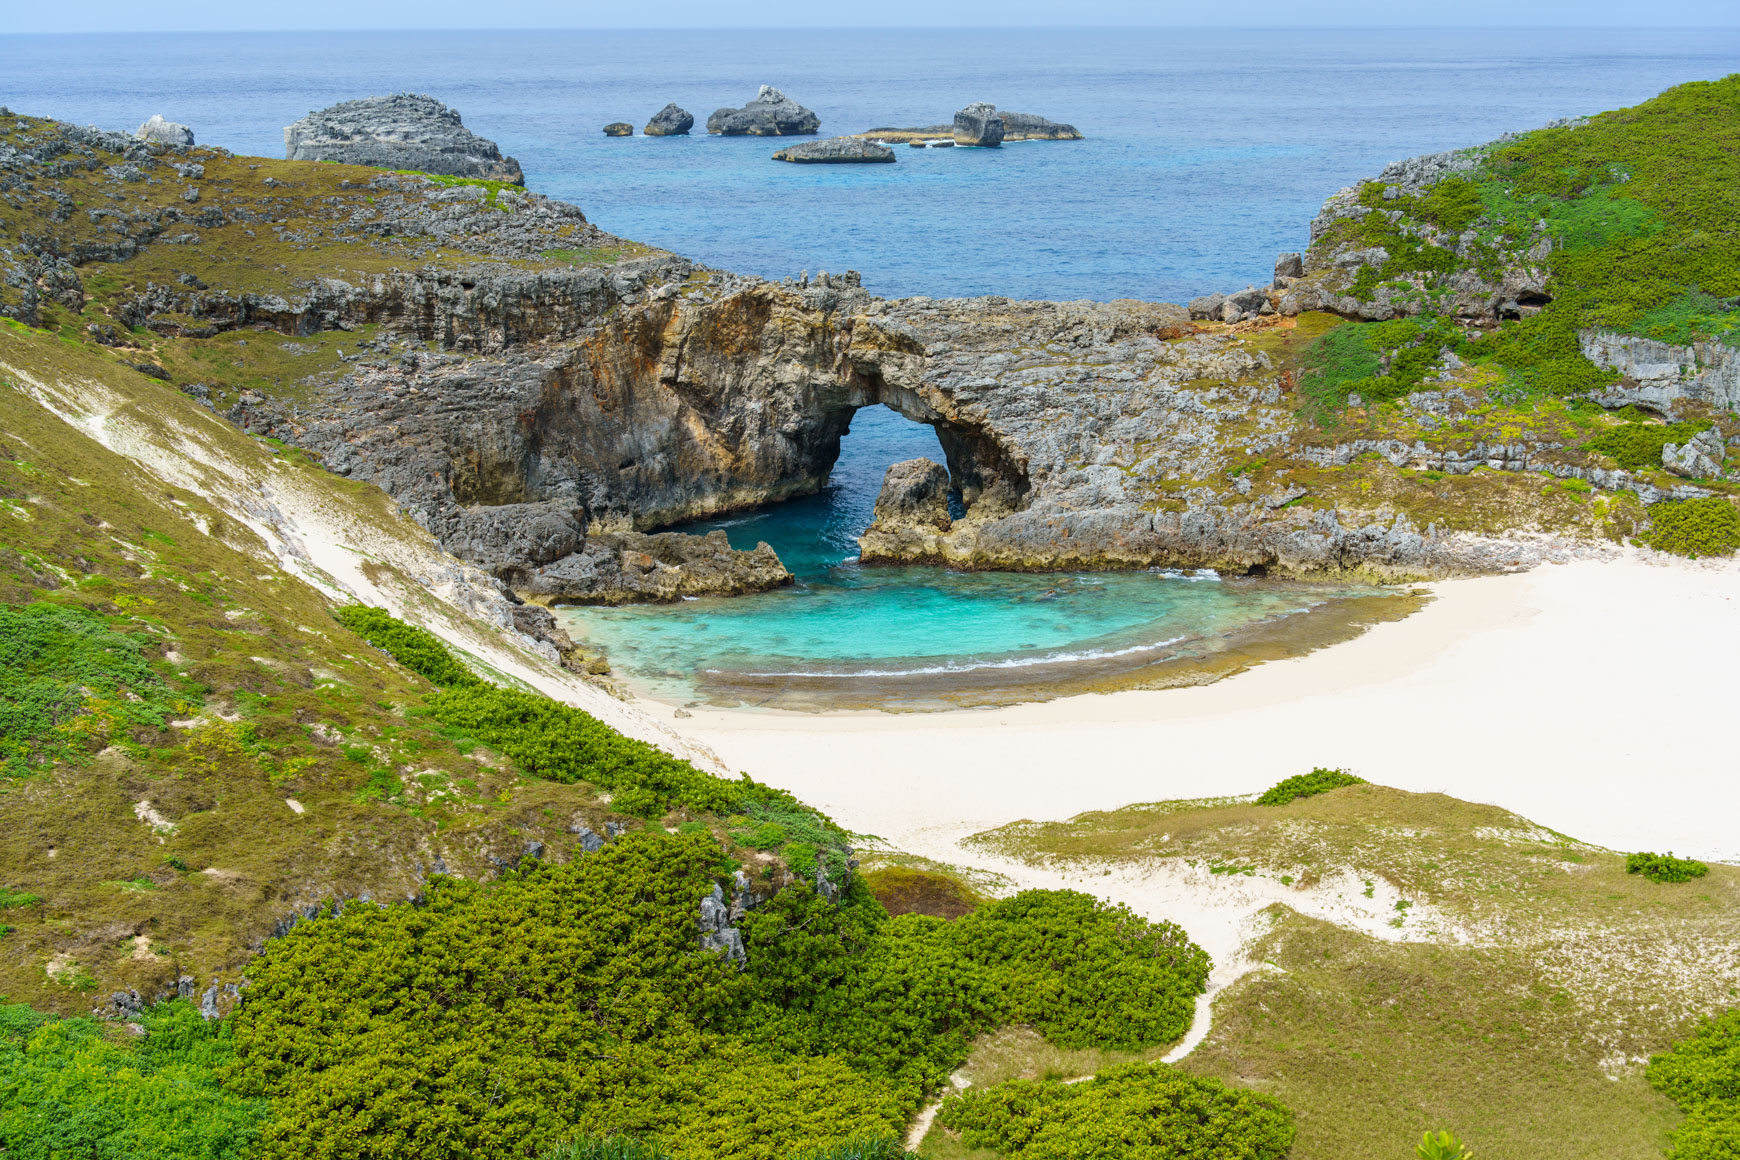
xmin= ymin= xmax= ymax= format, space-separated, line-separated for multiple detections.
xmin=4 ymin=27 xmax=1739 ymax=302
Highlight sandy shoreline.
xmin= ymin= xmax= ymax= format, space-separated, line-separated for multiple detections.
xmin=669 ymin=554 xmax=1740 ymax=864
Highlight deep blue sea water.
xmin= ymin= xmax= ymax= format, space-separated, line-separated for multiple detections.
xmin=8 ymin=29 xmax=1737 ymax=703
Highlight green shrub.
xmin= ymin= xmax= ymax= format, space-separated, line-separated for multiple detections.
xmin=0 ymin=887 xmax=43 ymax=909
xmin=0 ymin=999 xmax=268 ymax=1159
xmin=1415 ymin=1130 xmax=1475 ymax=1160
xmin=334 ymin=604 xmax=481 ymax=688
xmin=1298 ymin=319 xmax=1470 ymax=413
xmin=225 ymin=831 xmax=1218 ymax=1160
xmin=1586 ymin=420 xmax=1711 ymax=471
xmin=1642 ymin=498 xmax=1740 ymax=558
xmin=935 ymin=1062 xmax=1294 ymax=1160
xmin=1626 ymin=851 xmax=1709 ymax=883
xmin=788 ymin=1136 xmax=917 ymax=1160
xmin=1647 ymin=1008 xmax=1740 ymax=1160
xmin=1256 ymin=768 xmax=1366 ymax=806
xmin=541 ymin=1137 xmax=674 ymax=1160
xmin=0 ymin=602 xmax=186 ymax=776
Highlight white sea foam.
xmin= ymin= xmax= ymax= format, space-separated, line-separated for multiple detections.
xmin=707 ymin=634 xmax=1193 ymax=680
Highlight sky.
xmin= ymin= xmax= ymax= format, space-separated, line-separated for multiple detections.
xmin=8 ymin=0 xmax=1740 ymax=32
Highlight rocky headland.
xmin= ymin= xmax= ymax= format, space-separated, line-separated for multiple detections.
xmin=4 ymin=82 xmax=1737 ymax=605
xmin=707 ymin=86 xmax=820 ymax=136
xmin=283 ymin=93 xmax=525 ymax=184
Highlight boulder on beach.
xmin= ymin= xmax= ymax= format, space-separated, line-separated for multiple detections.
xmin=952 ymin=102 xmax=1005 ymax=147
xmin=773 ymin=137 xmax=895 ymax=164
xmin=997 ymin=112 xmax=1081 ymax=141
xmin=283 ymin=93 xmax=524 ymax=184
xmin=644 ymin=103 xmax=694 ymax=136
xmin=603 ymin=122 xmax=634 ymax=137
xmin=136 ymin=114 xmax=194 ymax=146
xmin=707 ymin=86 xmax=820 ymax=136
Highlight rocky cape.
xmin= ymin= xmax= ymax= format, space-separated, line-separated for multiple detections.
xmin=3 ymin=106 xmax=1730 ymax=602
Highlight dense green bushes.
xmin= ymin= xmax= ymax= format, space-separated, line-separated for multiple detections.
xmin=335 ymin=604 xmax=484 ymax=688
xmin=1647 ymin=1008 xmax=1740 ymax=1159
xmin=1626 ymin=851 xmax=1709 ymax=884
xmin=1642 ymin=498 xmax=1740 ymax=558
xmin=0 ymin=602 xmax=188 ymax=777
xmin=224 ymin=830 xmax=1218 ymax=1160
xmin=0 ymin=1000 xmax=267 ymax=1159
xmin=1298 ymin=317 xmax=1466 ymax=412
xmin=935 ymin=1062 xmax=1294 ymax=1160
xmin=1256 ymin=768 xmax=1366 ymax=806
xmin=1586 ymin=420 xmax=1711 ymax=471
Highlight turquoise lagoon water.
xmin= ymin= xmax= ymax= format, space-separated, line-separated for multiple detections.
xmin=566 ymin=408 xmax=1372 ymax=709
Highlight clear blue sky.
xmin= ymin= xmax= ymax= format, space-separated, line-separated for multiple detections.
xmin=11 ymin=0 xmax=1740 ymax=32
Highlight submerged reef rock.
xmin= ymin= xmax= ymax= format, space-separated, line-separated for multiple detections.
xmin=603 ymin=122 xmax=634 ymax=137
xmin=860 ymin=459 xmax=953 ymax=562
xmin=283 ymin=93 xmax=524 ymax=184
xmin=997 ymin=112 xmax=1081 ymax=140
xmin=136 ymin=114 xmax=194 ymax=146
xmin=644 ymin=103 xmax=695 ymax=136
xmin=953 ymin=103 xmax=1005 ymax=147
xmin=707 ymin=86 xmax=820 ymax=136
xmin=773 ymin=137 xmax=896 ymax=164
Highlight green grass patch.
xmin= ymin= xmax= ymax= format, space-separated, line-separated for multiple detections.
xmin=1586 ymin=419 xmax=1710 ymax=471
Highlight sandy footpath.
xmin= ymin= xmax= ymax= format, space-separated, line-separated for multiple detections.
xmin=673 ymin=555 xmax=1740 ymax=865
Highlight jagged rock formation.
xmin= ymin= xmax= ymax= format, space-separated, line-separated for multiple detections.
xmin=136 ymin=114 xmax=193 ymax=146
xmin=283 ymin=94 xmax=525 ymax=184
xmin=953 ymin=102 xmax=1005 ymax=147
xmin=644 ymin=103 xmax=694 ymax=136
xmin=1580 ymin=331 xmax=1740 ymax=411
xmin=520 ymin=531 xmax=791 ymax=605
xmin=773 ymin=137 xmax=895 ymax=164
xmin=998 ymin=112 xmax=1081 ymax=140
xmin=707 ymin=86 xmax=819 ymax=136
xmin=860 ymin=459 xmax=952 ymax=562
xmin=603 ymin=122 xmax=633 ymax=137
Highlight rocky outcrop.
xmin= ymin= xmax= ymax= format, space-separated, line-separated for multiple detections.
xmin=860 ymin=459 xmax=952 ymax=561
xmin=136 ymin=115 xmax=193 ymax=146
xmin=773 ymin=137 xmax=895 ymax=164
xmin=603 ymin=122 xmax=633 ymax=137
xmin=1580 ymin=330 xmax=1740 ymax=411
xmin=521 ymin=531 xmax=792 ymax=605
xmin=644 ymin=104 xmax=694 ymax=136
xmin=283 ymin=94 xmax=524 ymax=184
xmin=1663 ymin=428 xmax=1727 ymax=480
xmin=952 ymin=103 xmax=1004 ymax=147
xmin=707 ymin=87 xmax=819 ymax=136
xmin=997 ymin=112 xmax=1080 ymax=141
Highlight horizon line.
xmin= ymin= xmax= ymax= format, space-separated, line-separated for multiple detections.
xmin=7 ymin=23 xmax=1740 ymax=34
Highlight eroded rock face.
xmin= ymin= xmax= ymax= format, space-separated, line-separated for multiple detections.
xmin=952 ymin=103 xmax=1005 ymax=147
xmin=997 ymin=112 xmax=1080 ymax=140
xmin=644 ymin=104 xmax=694 ymax=136
xmin=603 ymin=122 xmax=634 ymax=137
xmin=136 ymin=115 xmax=193 ymax=147
xmin=860 ymin=459 xmax=952 ymax=561
xmin=773 ymin=137 xmax=895 ymax=163
xmin=1580 ymin=330 xmax=1740 ymax=411
xmin=522 ymin=531 xmax=791 ymax=605
xmin=707 ymin=86 xmax=820 ymax=136
xmin=284 ymin=94 xmax=524 ymax=185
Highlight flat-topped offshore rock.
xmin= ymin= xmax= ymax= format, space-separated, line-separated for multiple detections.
xmin=136 ymin=114 xmax=194 ymax=146
xmin=644 ymin=103 xmax=694 ymax=136
xmin=707 ymin=86 xmax=820 ymax=136
xmin=283 ymin=93 xmax=524 ymax=184
xmin=952 ymin=102 xmax=1005 ymax=147
xmin=603 ymin=122 xmax=634 ymax=137
xmin=998 ymin=112 xmax=1081 ymax=140
xmin=773 ymin=137 xmax=895 ymax=164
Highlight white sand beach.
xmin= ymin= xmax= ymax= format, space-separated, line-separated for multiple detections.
xmin=672 ymin=555 xmax=1740 ymax=865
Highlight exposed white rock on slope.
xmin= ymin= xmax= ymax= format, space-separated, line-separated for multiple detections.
xmin=2 ymin=359 xmax=723 ymax=773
